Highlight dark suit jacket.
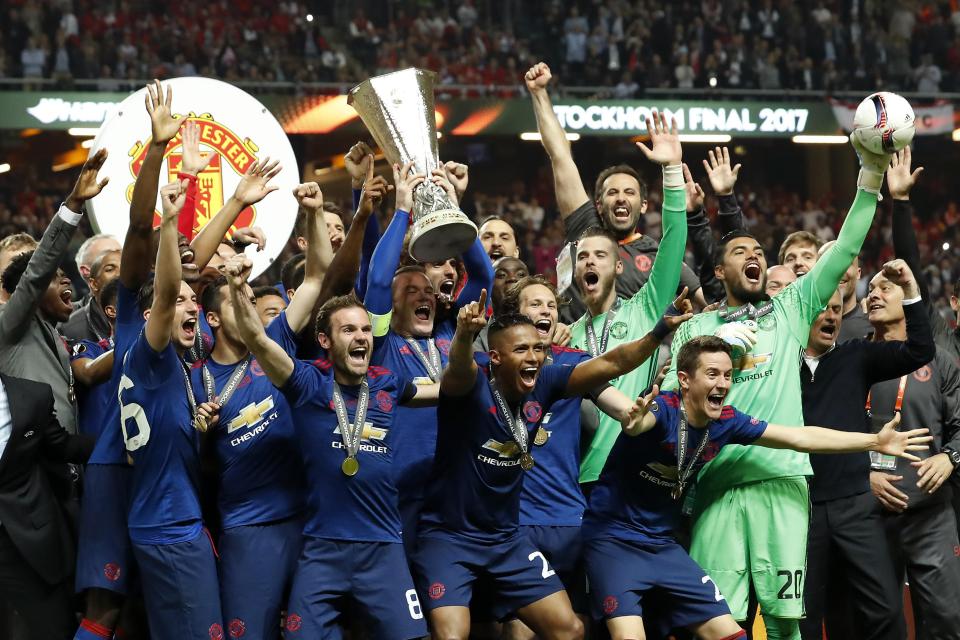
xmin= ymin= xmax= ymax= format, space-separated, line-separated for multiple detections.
xmin=0 ymin=374 xmax=93 ymax=585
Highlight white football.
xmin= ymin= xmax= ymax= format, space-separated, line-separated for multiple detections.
xmin=852 ymin=92 xmax=916 ymax=154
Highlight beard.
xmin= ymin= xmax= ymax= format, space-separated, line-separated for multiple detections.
xmin=601 ymin=206 xmax=640 ymax=238
xmin=727 ymin=278 xmax=769 ymax=305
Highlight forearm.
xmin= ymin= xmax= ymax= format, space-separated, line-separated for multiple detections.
xmin=594 ymin=386 xmax=633 ymax=423
xmin=72 ymin=350 xmax=114 ymax=387
xmin=317 ymin=209 xmax=371 ymax=304
xmin=305 ymin=205 xmax=335 ymax=283
xmin=761 ymin=425 xmax=879 ymax=454
xmin=364 ymin=210 xmax=409 ymax=314
xmin=190 ymin=196 xmax=243 ymax=269
xmin=891 ymin=199 xmax=931 ymax=301
xmin=230 ymin=283 xmax=293 ymax=386
xmin=122 ymin=142 xmax=165 ymax=288
xmin=177 ymin=173 xmax=198 ymax=240
xmin=567 ymin=334 xmax=661 ymax=396
xmin=641 ymin=185 xmax=687 ymax=312
xmin=355 ymin=203 xmax=381 ymax=300
xmin=810 ymin=189 xmax=878 ymax=302
xmin=454 ymin=237 xmax=495 ymax=312
xmin=530 ymin=89 xmax=588 ymax=217
xmin=440 ymin=329 xmax=478 ymax=395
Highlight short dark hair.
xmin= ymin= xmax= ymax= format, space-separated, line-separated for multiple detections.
xmin=488 ymin=313 xmax=536 ymax=345
xmin=713 ymin=230 xmax=758 ymax=267
xmin=778 ymin=231 xmax=822 ymax=265
xmin=315 ymin=293 xmax=365 ymax=339
xmin=594 ymin=164 xmax=646 ymax=203
xmin=281 ymin=253 xmax=306 ymax=292
xmin=1 ymin=250 xmax=33 ymax=294
xmin=500 ymin=275 xmax=567 ymax=317
xmin=577 ymin=226 xmax=620 ymax=251
xmin=137 ymin=280 xmax=156 ymax=313
xmin=200 ymin=275 xmax=229 ymax=315
xmin=676 ymin=335 xmax=733 ymax=375
xmin=99 ymin=278 xmax=120 ymax=310
xmin=253 ymin=285 xmax=284 ymax=300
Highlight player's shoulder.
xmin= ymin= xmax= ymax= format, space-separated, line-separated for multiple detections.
xmin=551 ymin=344 xmax=588 ymax=362
xmin=367 ymin=364 xmax=399 ymax=387
xmin=70 ymin=338 xmax=104 ymax=360
xmin=655 ymin=390 xmax=681 ymax=411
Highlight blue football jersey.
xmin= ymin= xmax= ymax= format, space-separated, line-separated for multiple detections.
xmin=371 ymin=319 xmax=454 ymax=500
xmin=70 ymin=338 xmax=113 ymax=440
xmin=120 ymin=332 xmax=203 ymax=545
xmin=518 ymin=346 xmax=592 ymax=527
xmin=419 ymin=358 xmax=575 ymax=543
xmin=280 ymin=358 xmax=415 ymax=543
xmin=584 ymin=391 xmax=766 ymax=545
xmin=89 ymin=282 xmax=143 ymax=465
xmin=191 ymin=356 xmax=305 ymax=530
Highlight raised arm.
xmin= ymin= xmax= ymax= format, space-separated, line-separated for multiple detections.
xmin=525 ymin=62 xmax=589 ymax=218
xmin=565 ymin=333 xmax=661 ymax=397
xmin=344 ymin=142 xmax=383 ymax=300
xmin=72 ymin=349 xmax=114 ymax=387
xmin=756 ymin=413 xmax=930 ymax=460
xmin=121 ymin=80 xmax=182 ymax=290
xmin=190 ymin=157 xmax=280 ymax=269
xmin=0 ymin=150 xmax=107 ymax=343
xmin=440 ymin=289 xmax=487 ymax=397
xmin=223 ymin=255 xmax=294 ymax=387
xmin=144 ymin=180 xmax=187 ymax=352
xmin=284 ymin=182 xmax=333 ymax=334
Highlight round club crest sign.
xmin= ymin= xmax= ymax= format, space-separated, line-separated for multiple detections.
xmin=88 ymin=77 xmax=298 ymax=278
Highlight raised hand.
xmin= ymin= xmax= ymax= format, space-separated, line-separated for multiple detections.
xmin=393 ymin=161 xmax=426 ymax=213
xmin=457 ymin=288 xmax=488 ymax=334
xmin=524 ymin=62 xmax=552 ymax=93
xmin=442 ymin=161 xmax=469 ymax=201
xmin=233 ymin=157 xmax=281 ymax=206
xmin=880 ymin=258 xmax=919 ymax=298
xmin=887 ymin=146 xmax=923 ymax=200
xmin=345 ymin=141 xmax=375 ymax=188
xmin=702 ymin=146 xmax=742 ymax=196
xmin=682 ymin=163 xmax=704 ymax=212
xmin=222 ymin=254 xmax=253 ymax=288
xmin=849 ymin=132 xmax=890 ymax=175
xmin=159 ymin=179 xmax=189 ymax=221
xmin=293 ymin=181 xmax=324 ymax=215
xmin=671 ymin=286 xmax=694 ymax=317
xmin=430 ymin=168 xmax=458 ymax=206
xmin=180 ymin=120 xmax=214 ymax=176
xmin=144 ymin=79 xmax=181 ymax=144
xmin=358 ymin=160 xmax=392 ymax=218
xmin=553 ymin=322 xmax=572 ymax=347
xmin=635 ymin=110 xmax=682 ymax=166
xmin=66 ymin=148 xmax=109 ymax=211
xmin=623 ymin=384 xmax=659 ymax=435
xmin=232 ymin=226 xmax=266 ymax=252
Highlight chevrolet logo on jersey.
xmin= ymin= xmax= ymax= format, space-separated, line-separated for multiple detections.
xmin=735 ymin=352 xmax=772 ymax=372
xmin=228 ymin=397 xmax=275 ymax=433
xmin=638 ymin=461 xmax=679 ymax=489
xmin=482 ymin=439 xmax=521 ymax=458
xmin=333 ymin=422 xmax=388 ymax=442
xmin=647 ymin=461 xmax=679 ymax=480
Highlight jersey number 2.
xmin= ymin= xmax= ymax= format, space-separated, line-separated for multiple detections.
xmin=528 ymin=551 xmax=556 ymax=579
xmin=118 ymin=375 xmax=151 ymax=451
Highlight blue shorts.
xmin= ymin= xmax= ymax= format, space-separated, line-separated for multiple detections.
xmin=219 ymin=516 xmax=303 ymax=640
xmin=76 ymin=464 xmax=134 ymax=594
xmin=132 ymin=530 xmax=223 ymax=640
xmin=412 ymin=532 xmax=565 ymax=620
xmin=521 ymin=525 xmax=586 ymax=613
xmin=284 ymin=537 xmax=426 ymax=640
xmin=584 ymin=537 xmax=731 ymax=628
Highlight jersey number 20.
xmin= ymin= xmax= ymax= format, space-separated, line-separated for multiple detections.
xmin=119 ymin=375 xmax=150 ymax=451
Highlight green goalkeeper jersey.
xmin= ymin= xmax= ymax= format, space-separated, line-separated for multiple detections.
xmin=661 ymin=189 xmax=879 ymax=492
xmin=570 ymin=186 xmax=688 ymax=483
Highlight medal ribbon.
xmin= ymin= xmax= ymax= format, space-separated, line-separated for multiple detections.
xmin=201 ymin=356 xmax=251 ymax=408
xmin=582 ymin=298 xmax=622 ymax=357
xmin=179 ymin=357 xmax=199 ymax=424
xmin=718 ymin=300 xmax=774 ymax=323
xmin=332 ymin=379 xmax=370 ymax=461
xmin=490 ymin=377 xmax=531 ymax=457
xmin=406 ymin=337 xmax=442 ymax=382
xmin=673 ymin=405 xmax=711 ymax=500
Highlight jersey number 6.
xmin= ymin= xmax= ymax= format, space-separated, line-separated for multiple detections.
xmin=119 ymin=375 xmax=151 ymax=451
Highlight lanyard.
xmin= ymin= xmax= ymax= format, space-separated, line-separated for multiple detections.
xmin=866 ymin=375 xmax=908 ymax=416
xmin=582 ymin=298 xmax=622 ymax=357
xmin=178 ymin=357 xmax=203 ymax=431
xmin=672 ymin=405 xmax=711 ymax=500
xmin=490 ymin=376 xmax=536 ymax=470
xmin=332 ymin=379 xmax=370 ymax=475
xmin=406 ymin=337 xmax=442 ymax=382
xmin=718 ymin=299 xmax=775 ymax=323
xmin=201 ymin=356 xmax=251 ymax=409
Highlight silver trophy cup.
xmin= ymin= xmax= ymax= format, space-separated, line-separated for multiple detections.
xmin=348 ymin=68 xmax=478 ymax=263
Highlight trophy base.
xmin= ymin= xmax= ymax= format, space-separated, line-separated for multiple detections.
xmin=409 ymin=209 xmax=479 ymax=263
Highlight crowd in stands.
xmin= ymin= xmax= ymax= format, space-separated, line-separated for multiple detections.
xmin=5 ymin=1 xmax=960 ymax=95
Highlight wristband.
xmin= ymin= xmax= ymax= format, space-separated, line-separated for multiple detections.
xmin=651 ymin=303 xmax=680 ymax=340
xmin=177 ymin=171 xmax=199 ymax=183
xmin=662 ymin=164 xmax=684 ymax=189
xmin=857 ymin=169 xmax=884 ymax=199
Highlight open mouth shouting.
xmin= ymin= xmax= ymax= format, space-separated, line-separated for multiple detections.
xmin=743 ymin=261 xmax=762 ymax=286
xmin=180 ymin=247 xmax=200 ymax=278
xmin=706 ymin=390 xmax=726 ymax=412
xmin=438 ymin=279 xmax=456 ymax=301
xmin=347 ymin=344 xmax=369 ymax=366
xmin=581 ymin=270 xmax=600 ymax=294
xmin=817 ymin=322 xmax=837 ymax=342
xmin=181 ymin=317 xmax=197 ymax=341
xmin=612 ymin=204 xmax=631 ymax=222
xmin=414 ymin=304 xmax=432 ymax=322
xmin=58 ymin=285 xmax=73 ymax=306
xmin=518 ymin=365 xmax=539 ymax=389
xmin=533 ymin=318 xmax=552 ymax=337
xmin=489 ymin=247 xmax=504 ymax=261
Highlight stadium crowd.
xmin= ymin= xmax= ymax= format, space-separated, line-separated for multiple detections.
xmin=6 ymin=1 xmax=960 ymax=95
xmin=3 ymin=48 xmax=960 ymax=640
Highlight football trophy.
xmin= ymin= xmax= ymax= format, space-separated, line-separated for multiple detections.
xmin=349 ymin=68 xmax=478 ymax=262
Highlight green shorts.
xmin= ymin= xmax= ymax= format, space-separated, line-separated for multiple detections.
xmin=689 ymin=476 xmax=809 ymax=620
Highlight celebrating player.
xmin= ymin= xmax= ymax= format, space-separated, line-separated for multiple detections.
xmin=585 ymin=335 xmax=929 ymax=640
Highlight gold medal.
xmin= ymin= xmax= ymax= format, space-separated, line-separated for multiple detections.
xmin=341 ymin=456 xmax=360 ymax=477
xmin=520 ymin=453 xmax=535 ymax=471
xmin=194 ymin=414 xmax=208 ymax=433
xmin=533 ymin=427 xmax=548 ymax=446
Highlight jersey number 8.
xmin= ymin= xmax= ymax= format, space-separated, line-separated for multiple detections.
xmin=119 ymin=375 xmax=151 ymax=451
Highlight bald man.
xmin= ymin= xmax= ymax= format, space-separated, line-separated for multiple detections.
xmin=766 ymin=265 xmax=797 ymax=298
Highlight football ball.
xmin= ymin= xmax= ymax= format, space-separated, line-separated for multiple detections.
xmin=852 ymin=92 xmax=916 ymax=154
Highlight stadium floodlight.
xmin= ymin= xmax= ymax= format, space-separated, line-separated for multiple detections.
xmin=677 ymin=134 xmax=731 ymax=143
xmin=67 ymin=127 xmax=100 ymax=137
xmin=0 ymin=163 xmax=10 ymax=174
xmin=81 ymin=139 xmax=95 ymax=148
xmin=952 ymin=129 xmax=960 ymax=142
xmin=520 ymin=132 xmax=580 ymax=141
xmin=791 ymin=135 xmax=848 ymax=144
